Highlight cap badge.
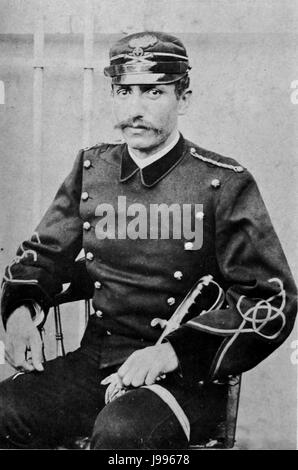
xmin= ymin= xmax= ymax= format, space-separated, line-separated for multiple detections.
xmin=128 ymin=34 xmax=158 ymax=57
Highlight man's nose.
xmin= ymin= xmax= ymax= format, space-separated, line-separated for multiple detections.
xmin=127 ymin=92 xmax=146 ymax=118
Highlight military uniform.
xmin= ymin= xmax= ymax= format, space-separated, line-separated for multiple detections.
xmin=2 ymin=134 xmax=296 ymax=377
xmin=0 ymin=32 xmax=297 ymax=449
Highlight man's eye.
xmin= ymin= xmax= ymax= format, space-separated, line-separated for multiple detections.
xmin=116 ymin=88 xmax=129 ymax=96
xmin=147 ymin=89 xmax=162 ymax=98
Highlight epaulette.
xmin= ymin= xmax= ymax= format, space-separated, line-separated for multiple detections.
xmin=190 ymin=147 xmax=244 ymax=173
xmin=82 ymin=142 xmax=104 ymax=151
xmin=82 ymin=139 xmax=124 ymax=152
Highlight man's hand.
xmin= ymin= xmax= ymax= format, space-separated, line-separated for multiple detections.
xmin=101 ymin=343 xmax=179 ymax=403
xmin=117 ymin=343 xmax=178 ymax=387
xmin=5 ymin=306 xmax=44 ymax=372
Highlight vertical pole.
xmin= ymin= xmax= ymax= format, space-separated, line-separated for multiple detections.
xmin=82 ymin=0 xmax=94 ymax=147
xmin=79 ymin=0 xmax=94 ymax=340
xmin=33 ymin=13 xmax=44 ymax=224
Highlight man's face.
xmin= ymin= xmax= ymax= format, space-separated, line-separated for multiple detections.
xmin=112 ymin=84 xmax=189 ymax=155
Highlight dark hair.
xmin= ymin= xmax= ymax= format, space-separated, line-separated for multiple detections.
xmin=174 ymin=74 xmax=190 ymax=98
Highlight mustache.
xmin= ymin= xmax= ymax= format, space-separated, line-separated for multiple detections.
xmin=114 ymin=119 xmax=160 ymax=133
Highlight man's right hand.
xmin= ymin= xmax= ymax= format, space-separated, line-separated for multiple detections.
xmin=5 ymin=306 xmax=44 ymax=372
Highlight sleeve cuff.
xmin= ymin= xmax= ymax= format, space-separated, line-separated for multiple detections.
xmin=1 ymin=282 xmax=51 ymax=329
xmin=163 ymin=324 xmax=224 ymax=383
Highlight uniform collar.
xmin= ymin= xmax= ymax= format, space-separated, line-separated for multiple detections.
xmin=128 ymin=130 xmax=180 ymax=169
xmin=120 ymin=133 xmax=186 ymax=187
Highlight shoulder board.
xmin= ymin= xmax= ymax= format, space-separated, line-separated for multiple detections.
xmin=190 ymin=147 xmax=244 ymax=173
xmin=82 ymin=142 xmax=104 ymax=151
xmin=82 ymin=139 xmax=124 ymax=152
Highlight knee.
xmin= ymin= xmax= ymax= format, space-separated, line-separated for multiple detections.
xmin=0 ymin=397 xmax=11 ymax=448
xmin=0 ymin=379 xmax=33 ymax=448
xmin=91 ymin=396 xmax=147 ymax=449
xmin=90 ymin=388 xmax=189 ymax=450
xmin=0 ymin=390 xmax=19 ymax=448
xmin=91 ymin=411 xmax=144 ymax=450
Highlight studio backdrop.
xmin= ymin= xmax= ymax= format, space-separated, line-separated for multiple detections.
xmin=0 ymin=0 xmax=297 ymax=450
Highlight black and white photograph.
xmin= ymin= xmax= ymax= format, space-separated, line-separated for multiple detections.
xmin=0 ymin=0 xmax=297 ymax=452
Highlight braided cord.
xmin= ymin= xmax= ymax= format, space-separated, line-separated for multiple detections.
xmin=190 ymin=148 xmax=244 ymax=173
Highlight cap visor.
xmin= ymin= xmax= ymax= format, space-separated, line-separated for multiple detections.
xmin=110 ymin=73 xmax=186 ymax=85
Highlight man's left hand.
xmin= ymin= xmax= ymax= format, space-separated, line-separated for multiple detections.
xmin=118 ymin=342 xmax=179 ymax=387
xmin=101 ymin=343 xmax=179 ymax=403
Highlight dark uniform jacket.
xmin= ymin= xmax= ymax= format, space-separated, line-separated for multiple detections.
xmin=1 ymin=135 xmax=297 ymax=383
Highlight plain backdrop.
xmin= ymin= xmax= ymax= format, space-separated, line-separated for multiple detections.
xmin=0 ymin=0 xmax=297 ymax=449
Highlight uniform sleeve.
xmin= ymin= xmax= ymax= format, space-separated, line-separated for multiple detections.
xmin=165 ymin=170 xmax=297 ymax=383
xmin=1 ymin=150 xmax=84 ymax=328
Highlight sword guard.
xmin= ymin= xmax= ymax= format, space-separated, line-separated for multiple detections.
xmin=201 ymin=274 xmax=213 ymax=285
xmin=151 ymin=318 xmax=168 ymax=329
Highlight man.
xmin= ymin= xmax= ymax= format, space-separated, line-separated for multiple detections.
xmin=0 ymin=31 xmax=297 ymax=449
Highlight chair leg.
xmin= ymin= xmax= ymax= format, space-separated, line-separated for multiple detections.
xmin=39 ymin=326 xmax=46 ymax=362
xmin=53 ymin=305 xmax=66 ymax=357
xmin=224 ymin=375 xmax=242 ymax=448
xmin=84 ymin=299 xmax=90 ymax=327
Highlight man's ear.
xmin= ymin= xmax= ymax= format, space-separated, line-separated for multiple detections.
xmin=178 ymin=90 xmax=192 ymax=115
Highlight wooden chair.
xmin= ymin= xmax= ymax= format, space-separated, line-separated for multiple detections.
xmin=42 ymin=259 xmax=241 ymax=450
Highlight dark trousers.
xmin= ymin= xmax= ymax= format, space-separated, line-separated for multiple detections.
xmin=0 ymin=347 xmax=228 ymax=449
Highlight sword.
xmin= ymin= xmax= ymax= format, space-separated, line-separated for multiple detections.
xmin=102 ymin=275 xmax=224 ymax=403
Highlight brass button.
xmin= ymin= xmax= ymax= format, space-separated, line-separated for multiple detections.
xmin=84 ymin=159 xmax=91 ymax=169
xmin=235 ymin=165 xmax=244 ymax=173
xmin=184 ymin=241 xmax=193 ymax=250
xmin=83 ymin=221 xmax=91 ymax=231
xmin=211 ymin=179 xmax=220 ymax=188
xmin=96 ymin=310 xmax=103 ymax=318
xmin=81 ymin=191 xmax=89 ymax=201
xmin=174 ymin=271 xmax=183 ymax=280
xmin=86 ymin=252 xmax=94 ymax=261
xmin=167 ymin=297 xmax=176 ymax=306
xmin=94 ymin=281 xmax=101 ymax=289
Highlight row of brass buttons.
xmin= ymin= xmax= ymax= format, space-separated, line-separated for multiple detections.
xmin=82 ymin=155 xmax=186 ymax=316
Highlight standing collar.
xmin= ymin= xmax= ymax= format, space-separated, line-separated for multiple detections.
xmin=120 ymin=133 xmax=186 ymax=187
xmin=128 ymin=130 xmax=180 ymax=169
